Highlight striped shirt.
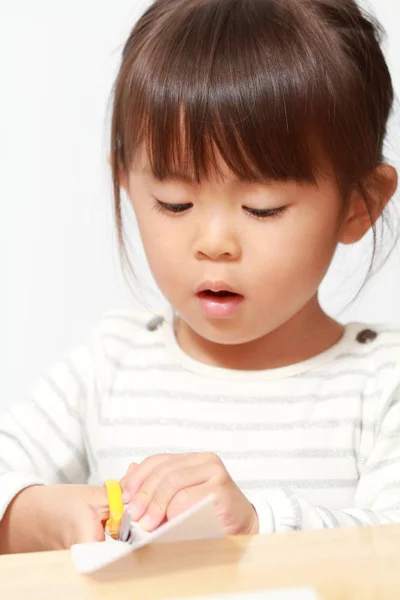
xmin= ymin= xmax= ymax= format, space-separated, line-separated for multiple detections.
xmin=1 ymin=307 xmax=400 ymax=534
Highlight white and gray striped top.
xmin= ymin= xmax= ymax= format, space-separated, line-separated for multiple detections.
xmin=1 ymin=307 xmax=400 ymax=534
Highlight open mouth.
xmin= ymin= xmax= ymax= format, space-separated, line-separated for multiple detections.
xmin=197 ymin=290 xmax=241 ymax=299
xmin=196 ymin=288 xmax=244 ymax=317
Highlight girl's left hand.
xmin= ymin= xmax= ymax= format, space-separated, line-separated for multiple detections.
xmin=119 ymin=453 xmax=259 ymax=536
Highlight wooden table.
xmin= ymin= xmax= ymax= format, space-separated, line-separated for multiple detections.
xmin=1 ymin=524 xmax=400 ymax=599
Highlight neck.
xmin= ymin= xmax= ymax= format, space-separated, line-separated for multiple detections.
xmin=175 ymin=296 xmax=344 ymax=371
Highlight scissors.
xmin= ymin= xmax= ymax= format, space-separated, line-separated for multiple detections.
xmin=104 ymin=479 xmax=139 ymax=544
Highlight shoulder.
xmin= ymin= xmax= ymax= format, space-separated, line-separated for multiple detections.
xmin=87 ymin=306 xmax=169 ymax=393
xmin=341 ymin=322 xmax=400 ymax=360
xmin=91 ymin=306 xmax=168 ymax=357
xmin=95 ymin=307 xmax=165 ymax=339
xmin=342 ymin=322 xmax=400 ymax=404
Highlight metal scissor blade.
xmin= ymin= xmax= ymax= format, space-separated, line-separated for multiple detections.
xmin=117 ymin=510 xmax=151 ymax=545
xmin=117 ymin=509 xmax=134 ymax=543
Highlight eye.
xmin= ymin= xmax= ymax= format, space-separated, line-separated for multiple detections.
xmin=153 ymin=199 xmax=193 ymax=214
xmin=243 ymin=206 xmax=287 ymax=220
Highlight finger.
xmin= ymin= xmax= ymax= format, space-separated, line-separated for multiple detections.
xmin=121 ymin=455 xmax=170 ymax=501
xmin=128 ymin=453 xmax=209 ymax=521
xmin=120 ymin=462 xmax=139 ymax=500
xmin=132 ymin=453 xmax=227 ymax=524
xmin=127 ymin=457 xmax=189 ymax=521
xmin=137 ymin=463 xmax=213 ymax=531
xmin=123 ymin=452 xmax=216 ymax=503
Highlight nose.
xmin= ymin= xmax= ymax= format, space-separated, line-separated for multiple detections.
xmin=194 ymin=215 xmax=241 ymax=261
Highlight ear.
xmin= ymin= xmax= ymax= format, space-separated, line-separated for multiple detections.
xmin=339 ymin=164 xmax=398 ymax=245
xmin=108 ymin=153 xmax=129 ymax=193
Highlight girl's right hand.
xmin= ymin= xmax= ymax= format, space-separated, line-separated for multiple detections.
xmin=0 ymin=484 xmax=110 ymax=553
xmin=58 ymin=484 xmax=110 ymax=548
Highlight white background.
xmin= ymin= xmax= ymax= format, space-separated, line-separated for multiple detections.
xmin=1 ymin=0 xmax=400 ymax=410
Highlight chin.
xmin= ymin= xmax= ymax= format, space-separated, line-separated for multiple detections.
xmin=189 ymin=315 xmax=267 ymax=346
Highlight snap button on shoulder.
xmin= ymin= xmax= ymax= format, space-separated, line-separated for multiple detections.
xmin=146 ymin=315 xmax=165 ymax=331
xmin=356 ymin=329 xmax=378 ymax=344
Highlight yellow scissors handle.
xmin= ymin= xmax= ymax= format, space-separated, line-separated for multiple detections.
xmin=104 ymin=479 xmax=124 ymax=539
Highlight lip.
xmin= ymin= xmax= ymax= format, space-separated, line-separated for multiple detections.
xmin=195 ymin=281 xmax=241 ymax=295
xmin=195 ymin=280 xmax=244 ymax=318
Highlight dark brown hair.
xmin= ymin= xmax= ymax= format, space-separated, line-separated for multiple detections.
xmin=109 ymin=0 xmax=395 ymax=285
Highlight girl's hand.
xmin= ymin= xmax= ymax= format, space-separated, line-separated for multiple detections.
xmin=59 ymin=484 xmax=110 ymax=548
xmin=120 ymin=453 xmax=259 ymax=536
xmin=1 ymin=484 xmax=110 ymax=553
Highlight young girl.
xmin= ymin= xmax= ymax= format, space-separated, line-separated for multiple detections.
xmin=1 ymin=0 xmax=400 ymax=553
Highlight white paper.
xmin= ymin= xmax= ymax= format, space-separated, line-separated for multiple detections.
xmin=167 ymin=589 xmax=321 ymax=600
xmin=71 ymin=494 xmax=223 ymax=574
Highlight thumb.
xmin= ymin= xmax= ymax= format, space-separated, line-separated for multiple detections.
xmin=73 ymin=503 xmax=106 ymax=545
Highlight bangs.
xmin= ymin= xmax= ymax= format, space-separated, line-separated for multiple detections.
xmin=115 ymin=0 xmax=345 ymax=185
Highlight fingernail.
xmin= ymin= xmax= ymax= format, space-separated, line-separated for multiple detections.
xmin=138 ymin=514 xmax=153 ymax=531
xmin=127 ymin=502 xmax=141 ymax=520
xmin=122 ymin=491 xmax=129 ymax=503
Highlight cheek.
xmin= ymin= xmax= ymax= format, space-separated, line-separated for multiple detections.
xmin=135 ymin=215 xmax=184 ymax=290
xmin=252 ymin=212 xmax=339 ymax=286
xmin=135 ymin=208 xmax=170 ymax=256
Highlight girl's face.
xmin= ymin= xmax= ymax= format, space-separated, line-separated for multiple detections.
xmin=123 ymin=149 xmax=343 ymax=345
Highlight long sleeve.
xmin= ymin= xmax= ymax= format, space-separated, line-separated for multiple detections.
xmin=0 ymin=344 xmax=94 ymax=520
xmin=248 ymin=378 xmax=400 ymax=534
